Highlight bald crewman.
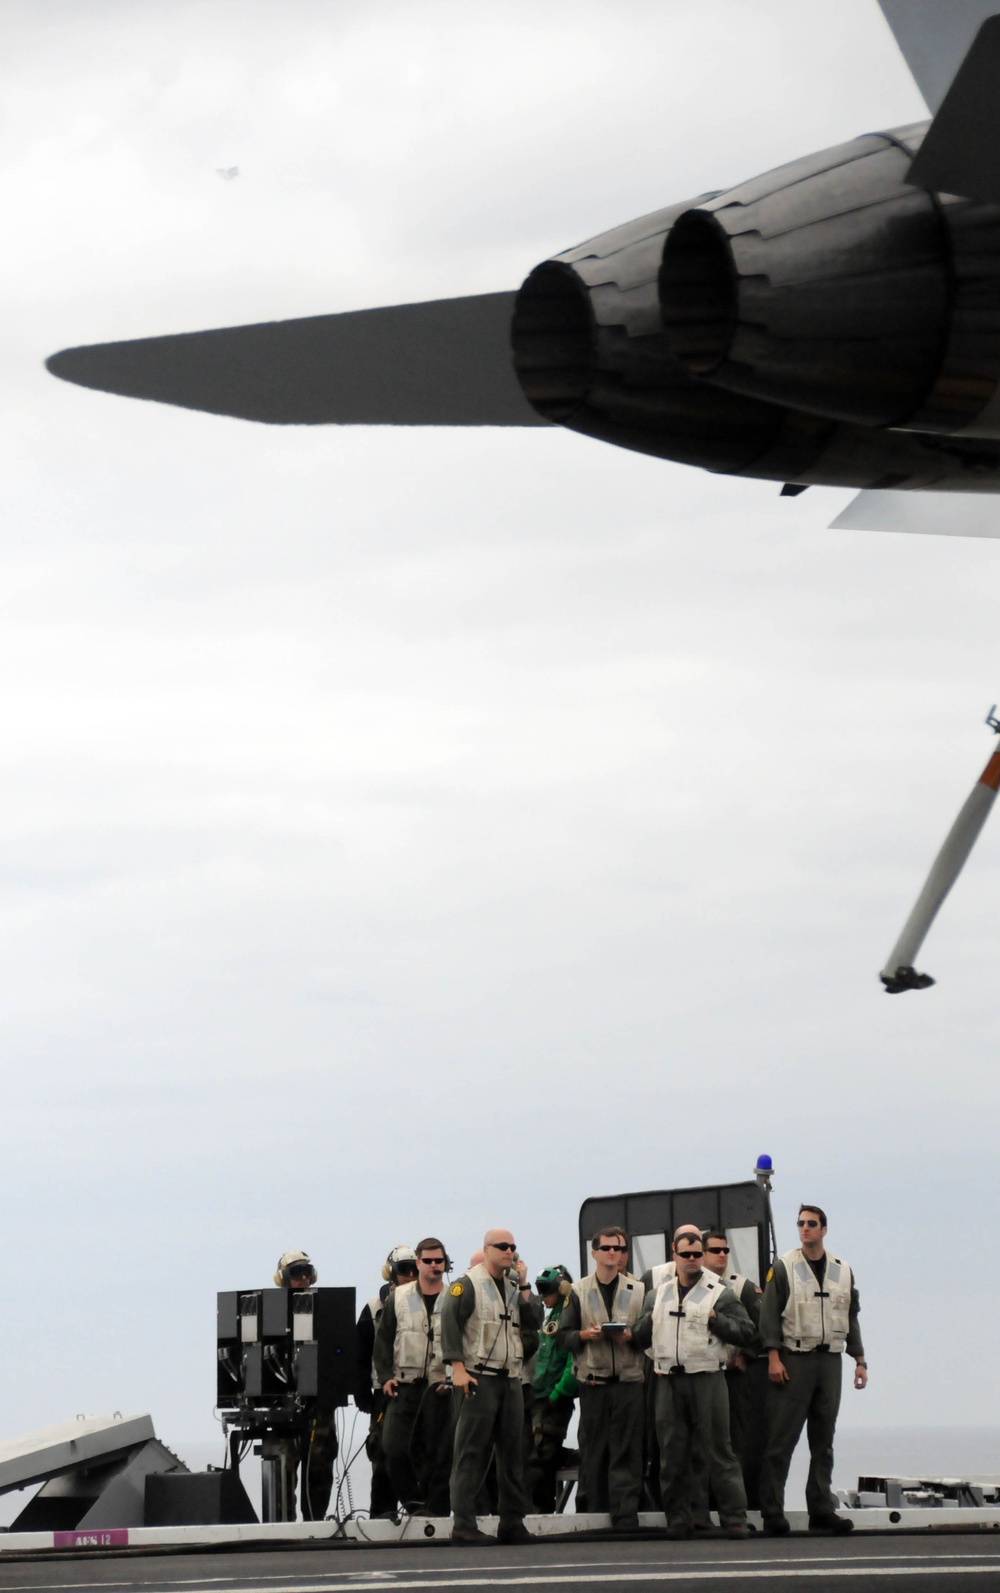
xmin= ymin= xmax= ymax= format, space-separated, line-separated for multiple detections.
xmin=441 ymin=1226 xmax=542 ymax=1545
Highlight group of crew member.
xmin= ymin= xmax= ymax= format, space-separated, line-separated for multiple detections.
xmin=278 ymin=1202 xmax=865 ymax=1538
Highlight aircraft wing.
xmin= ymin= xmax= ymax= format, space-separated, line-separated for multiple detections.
xmin=878 ymin=0 xmax=1000 ymax=112
xmin=830 ymin=490 xmax=1000 ymax=537
xmin=45 ymin=292 xmax=546 ymax=426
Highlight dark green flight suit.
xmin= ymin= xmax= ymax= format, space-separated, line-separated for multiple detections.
xmin=557 ymin=1277 xmax=646 ymax=1527
xmin=758 ymin=1253 xmax=864 ymax=1523
xmin=688 ymin=1270 xmax=765 ymax=1522
xmin=373 ymin=1286 xmax=454 ymax=1515
xmin=632 ymin=1274 xmax=756 ymax=1533
xmin=441 ymin=1270 xmax=541 ymax=1534
xmin=713 ymin=1273 xmax=767 ymax=1511
xmin=355 ymin=1290 xmax=398 ymax=1519
xmin=277 ymin=1410 xmax=338 ymax=1521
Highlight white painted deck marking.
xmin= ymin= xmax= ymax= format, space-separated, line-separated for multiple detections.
xmin=152 ymin=1554 xmax=1000 ymax=1593
xmin=5 ymin=1558 xmax=999 ymax=1593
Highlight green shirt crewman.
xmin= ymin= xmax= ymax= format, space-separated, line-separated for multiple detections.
xmin=528 ymin=1265 xmax=578 ymax=1513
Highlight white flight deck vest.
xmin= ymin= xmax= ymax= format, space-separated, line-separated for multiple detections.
xmin=651 ymin=1271 xmax=729 ymax=1375
xmin=642 ymin=1262 xmax=676 ymax=1361
xmin=780 ymin=1247 xmax=853 ymax=1353
xmin=718 ymin=1271 xmax=752 ymax=1365
xmin=460 ymin=1262 xmax=525 ymax=1374
xmin=367 ymin=1290 xmax=386 ymax=1388
xmin=570 ymin=1273 xmax=646 ymax=1384
xmin=392 ymin=1280 xmax=447 ymax=1383
xmin=648 ymin=1260 xmax=676 ymax=1290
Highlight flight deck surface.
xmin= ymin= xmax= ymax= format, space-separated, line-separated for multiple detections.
xmin=4 ymin=1533 xmax=1000 ymax=1593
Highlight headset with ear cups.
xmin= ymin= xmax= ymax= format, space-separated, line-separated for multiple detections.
xmin=381 ymin=1243 xmax=418 ymax=1281
xmin=273 ymin=1250 xmax=317 ymax=1287
xmin=535 ymin=1263 xmax=573 ymax=1297
xmin=380 ymin=1241 xmax=455 ymax=1281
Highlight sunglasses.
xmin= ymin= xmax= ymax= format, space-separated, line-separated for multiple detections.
xmin=705 ymin=1246 xmax=729 ymax=1255
xmin=797 ymin=1219 xmax=820 ymax=1228
xmin=677 ymin=1250 xmax=704 ymax=1260
xmin=420 ymin=1257 xmax=446 ymax=1266
xmin=490 ymin=1242 xmax=517 ymax=1252
xmin=395 ymin=1263 xmax=419 ymax=1275
xmin=595 ymin=1244 xmax=627 ymax=1253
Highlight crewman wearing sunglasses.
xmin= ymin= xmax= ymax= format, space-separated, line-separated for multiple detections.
xmin=700 ymin=1230 xmax=765 ymax=1510
xmin=374 ymin=1237 xmax=455 ymax=1517
xmin=441 ymin=1227 xmax=542 ymax=1544
xmin=631 ymin=1229 xmax=756 ymax=1539
xmin=557 ymin=1227 xmax=646 ymax=1531
xmin=758 ymin=1205 xmax=866 ymax=1536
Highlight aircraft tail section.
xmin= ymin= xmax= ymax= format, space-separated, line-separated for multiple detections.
xmin=878 ymin=0 xmax=1000 ymax=112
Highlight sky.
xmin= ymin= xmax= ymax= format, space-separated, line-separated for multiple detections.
xmin=2 ymin=0 xmax=998 ymax=1498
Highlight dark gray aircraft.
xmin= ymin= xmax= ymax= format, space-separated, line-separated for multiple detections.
xmin=45 ymin=2 xmax=1000 ymax=535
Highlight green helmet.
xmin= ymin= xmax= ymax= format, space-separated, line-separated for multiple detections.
xmin=535 ymin=1264 xmax=572 ymax=1295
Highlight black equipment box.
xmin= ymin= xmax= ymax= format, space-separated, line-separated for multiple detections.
xmin=145 ymin=1470 xmax=257 ymax=1526
xmin=217 ymin=1286 xmax=355 ymax=1409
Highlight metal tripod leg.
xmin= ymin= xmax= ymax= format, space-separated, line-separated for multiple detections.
xmin=259 ymin=1438 xmax=293 ymax=1522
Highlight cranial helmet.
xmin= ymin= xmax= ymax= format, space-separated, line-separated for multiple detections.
xmin=535 ymin=1264 xmax=573 ymax=1296
xmin=274 ymin=1250 xmax=317 ymax=1287
xmin=382 ymin=1244 xmax=418 ymax=1281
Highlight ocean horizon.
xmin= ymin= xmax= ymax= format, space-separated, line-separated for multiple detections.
xmin=791 ymin=1425 xmax=1000 ymax=1503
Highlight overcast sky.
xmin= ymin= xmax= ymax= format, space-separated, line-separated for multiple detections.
xmin=1 ymin=0 xmax=997 ymax=1496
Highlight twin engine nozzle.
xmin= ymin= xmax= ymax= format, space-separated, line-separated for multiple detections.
xmin=511 ymin=122 xmax=1000 ymax=487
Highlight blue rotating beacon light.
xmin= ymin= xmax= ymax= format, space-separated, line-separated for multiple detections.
xmin=754 ymin=1154 xmax=778 ymax=1274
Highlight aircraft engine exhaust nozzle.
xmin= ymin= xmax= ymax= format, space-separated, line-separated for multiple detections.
xmin=509 ymin=130 xmax=1000 ymax=495
xmin=658 ymin=127 xmax=1000 ymax=438
xmin=509 ymin=200 xmax=817 ymax=476
xmin=880 ymin=714 xmax=1000 ymax=993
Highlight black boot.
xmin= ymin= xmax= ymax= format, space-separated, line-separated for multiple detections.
xmin=809 ymin=1513 xmax=854 ymax=1534
xmin=496 ymin=1519 xmax=535 ymax=1544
